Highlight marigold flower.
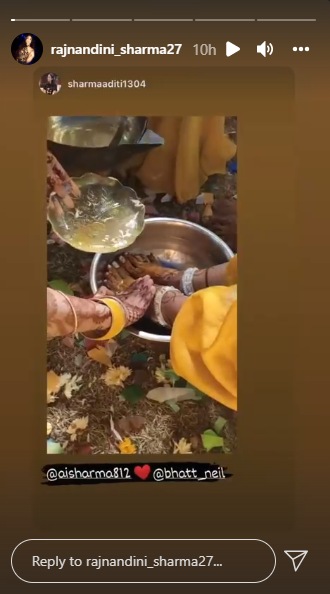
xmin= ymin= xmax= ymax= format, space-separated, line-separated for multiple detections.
xmin=102 ymin=366 xmax=132 ymax=387
xmin=118 ymin=438 xmax=137 ymax=454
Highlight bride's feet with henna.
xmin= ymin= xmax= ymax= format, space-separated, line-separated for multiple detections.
xmin=105 ymin=261 xmax=136 ymax=291
xmin=103 ymin=263 xmax=155 ymax=326
xmin=103 ymin=258 xmax=184 ymax=328
xmin=116 ymin=253 xmax=183 ymax=289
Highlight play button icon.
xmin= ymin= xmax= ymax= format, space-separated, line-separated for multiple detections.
xmin=226 ymin=41 xmax=240 ymax=57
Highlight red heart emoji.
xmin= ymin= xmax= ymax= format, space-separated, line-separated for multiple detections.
xmin=134 ymin=465 xmax=151 ymax=480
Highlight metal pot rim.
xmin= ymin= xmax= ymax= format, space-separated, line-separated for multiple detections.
xmin=47 ymin=116 xmax=148 ymax=149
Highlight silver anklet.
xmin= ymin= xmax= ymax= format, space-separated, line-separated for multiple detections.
xmin=180 ymin=267 xmax=198 ymax=296
xmin=153 ymin=286 xmax=177 ymax=327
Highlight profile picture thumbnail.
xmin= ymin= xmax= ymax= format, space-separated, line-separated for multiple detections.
xmin=39 ymin=73 xmax=62 ymax=96
xmin=11 ymin=33 xmax=43 ymax=65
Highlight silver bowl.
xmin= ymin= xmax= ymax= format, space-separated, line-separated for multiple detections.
xmin=90 ymin=218 xmax=234 ymax=343
xmin=47 ymin=116 xmax=164 ymax=177
xmin=47 ymin=116 xmax=147 ymax=148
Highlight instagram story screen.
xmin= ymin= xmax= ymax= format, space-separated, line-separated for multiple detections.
xmin=1 ymin=0 xmax=330 ymax=587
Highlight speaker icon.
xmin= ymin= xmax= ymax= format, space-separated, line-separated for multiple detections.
xmin=257 ymin=41 xmax=273 ymax=57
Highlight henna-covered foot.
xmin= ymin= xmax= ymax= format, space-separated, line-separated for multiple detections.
xmin=111 ymin=261 xmax=136 ymax=288
xmin=104 ymin=263 xmax=135 ymax=292
xmin=98 ymin=276 xmax=156 ymax=327
xmin=103 ymin=264 xmax=156 ymax=327
xmin=116 ymin=253 xmax=183 ymax=288
xmin=116 ymin=276 xmax=156 ymax=326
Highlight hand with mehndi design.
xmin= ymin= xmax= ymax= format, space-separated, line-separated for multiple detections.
xmin=103 ymin=260 xmax=186 ymax=329
xmin=47 ymin=151 xmax=80 ymax=244
xmin=102 ymin=252 xmax=237 ymax=329
xmin=93 ymin=276 xmax=156 ymax=328
xmin=47 ymin=276 xmax=156 ymax=340
xmin=47 ymin=151 xmax=80 ymax=208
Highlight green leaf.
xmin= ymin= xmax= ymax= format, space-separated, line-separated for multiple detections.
xmin=131 ymin=352 xmax=149 ymax=363
xmin=201 ymin=429 xmax=224 ymax=452
xmin=121 ymin=384 xmax=145 ymax=404
xmin=166 ymin=399 xmax=180 ymax=413
xmin=48 ymin=279 xmax=74 ymax=295
xmin=117 ymin=330 xmax=130 ymax=341
xmin=47 ymin=439 xmax=65 ymax=454
xmin=185 ymin=382 xmax=206 ymax=400
xmin=174 ymin=377 xmax=187 ymax=388
xmin=213 ymin=416 xmax=227 ymax=435
xmin=163 ymin=369 xmax=181 ymax=385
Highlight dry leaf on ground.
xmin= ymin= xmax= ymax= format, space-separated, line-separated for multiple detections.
xmin=47 ymin=370 xmax=61 ymax=403
xmin=88 ymin=342 xmax=117 ymax=366
xmin=146 ymin=386 xmax=197 ymax=404
xmin=117 ymin=415 xmax=146 ymax=435
xmin=62 ymin=336 xmax=75 ymax=349
xmin=105 ymin=340 xmax=118 ymax=358
xmin=173 ymin=438 xmax=192 ymax=454
xmin=110 ymin=415 xmax=123 ymax=442
xmin=74 ymin=354 xmax=84 ymax=368
xmin=67 ymin=416 xmax=89 ymax=441
xmin=47 ymin=421 xmax=52 ymax=436
xmin=202 ymin=192 xmax=214 ymax=205
xmin=47 ymin=371 xmax=74 ymax=403
xmin=63 ymin=374 xmax=82 ymax=399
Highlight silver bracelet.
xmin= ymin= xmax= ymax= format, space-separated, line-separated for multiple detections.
xmin=180 ymin=267 xmax=198 ymax=296
xmin=153 ymin=286 xmax=177 ymax=327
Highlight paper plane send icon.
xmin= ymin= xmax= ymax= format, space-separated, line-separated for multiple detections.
xmin=284 ymin=550 xmax=308 ymax=572
xmin=226 ymin=41 xmax=240 ymax=57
